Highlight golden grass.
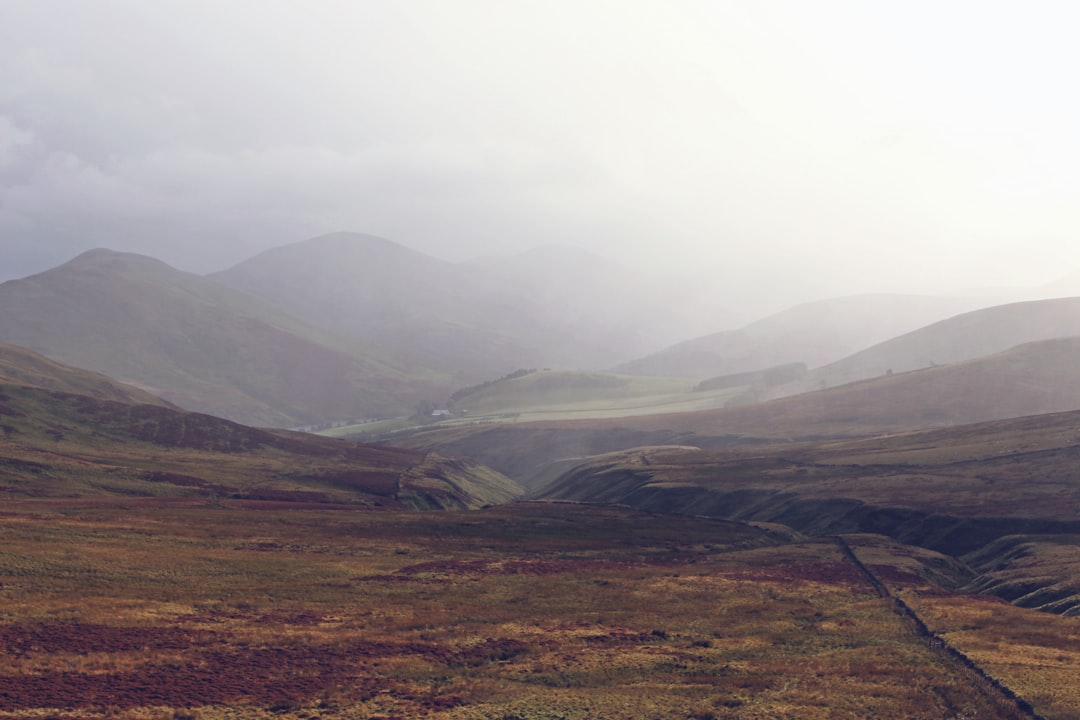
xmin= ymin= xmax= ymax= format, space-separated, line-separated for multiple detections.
xmin=906 ymin=595 xmax=1080 ymax=720
xmin=0 ymin=500 xmax=1038 ymax=719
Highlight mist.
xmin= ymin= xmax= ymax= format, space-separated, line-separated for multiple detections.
xmin=4 ymin=0 xmax=1080 ymax=303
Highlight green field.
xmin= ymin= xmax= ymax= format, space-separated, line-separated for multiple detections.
xmin=322 ymin=370 xmax=749 ymax=440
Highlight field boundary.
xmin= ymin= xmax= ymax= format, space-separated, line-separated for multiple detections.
xmin=833 ymin=536 xmax=1047 ymax=720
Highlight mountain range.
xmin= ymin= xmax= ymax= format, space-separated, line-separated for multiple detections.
xmin=0 ymin=233 xmax=751 ymax=426
xmin=0 ymin=248 xmax=427 ymax=426
xmin=4 ymin=231 xmax=1080 ymax=435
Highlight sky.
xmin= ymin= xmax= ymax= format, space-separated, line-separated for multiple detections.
xmin=3 ymin=0 xmax=1080 ymax=301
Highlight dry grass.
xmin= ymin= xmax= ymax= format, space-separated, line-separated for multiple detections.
xmin=0 ymin=500 xmax=1022 ymax=719
xmin=843 ymin=533 xmax=1080 ymax=720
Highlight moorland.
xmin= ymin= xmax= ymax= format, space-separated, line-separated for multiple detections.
xmin=2 ymin=233 xmax=1080 ymax=718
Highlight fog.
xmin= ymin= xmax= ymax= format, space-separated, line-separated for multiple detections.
xmin=4 ymin=1 xmax=1080 ymax=304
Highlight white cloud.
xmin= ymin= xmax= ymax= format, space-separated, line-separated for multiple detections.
xmin=3 ymin=0 xmax=1080 ymax=297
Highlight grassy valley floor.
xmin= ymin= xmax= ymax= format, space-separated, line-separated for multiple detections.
xmin=0 ymin=499 xmax=1065 ymax=719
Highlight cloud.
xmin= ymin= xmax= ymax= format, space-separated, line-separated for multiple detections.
xmin=3 ymin=0 xmax=1080 ymax=297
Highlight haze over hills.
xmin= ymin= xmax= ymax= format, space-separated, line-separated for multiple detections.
xmin=211 ymin=232 xmax=668 ymax=379
xmin=7 ymin=232 xmax=1080 ymax=435
xmin=796 ymin=295 xmax=1080 ymax=394
xmin=615 ymin=292 xmax=1003 ymax=379
xmin=468 ymin=244 xmax=737 ymax=360
xmin=0 ymin=248 xmax=435 ymax=426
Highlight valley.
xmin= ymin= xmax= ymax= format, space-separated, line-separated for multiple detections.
xmin=2 ymin=235 xmax=1080 ymax=718
xmin=4 ymin=498 xmax=1077 ymax=719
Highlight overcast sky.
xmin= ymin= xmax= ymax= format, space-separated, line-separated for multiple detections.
xmin=3 ymin=0 xmax=1080 ymax=300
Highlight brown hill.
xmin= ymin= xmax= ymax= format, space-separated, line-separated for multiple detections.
xmin=0 ymin=342 xmax=170 ymax=406
xmin=531 ymin=409 xmax=1080 ymax=617
xmin=0 ymin=343 xmax=519 ymax=508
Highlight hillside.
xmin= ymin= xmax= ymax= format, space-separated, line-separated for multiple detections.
xmin=616 ymin=293 xmax=995 ymax=378
xmin=537 ymin=410 xmax=1080 ymax=611
xmin=800 ymin=295 xmax=1080 ymax=392
xmin=393 ymin=336 xmax=1080 ymax=490
xmin=0 ymin=249 xmax=434 ymax=426
xmin=0 ymin=353 xmax=520 ymax=508
xmin=211 ymin=233 xmax=636 ymax=379
xmin=0 ymin=342 xmax=171 ymax=406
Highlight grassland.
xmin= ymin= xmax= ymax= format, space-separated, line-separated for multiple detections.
xmin=0 ymin=381 xmax=519 ymax=509
xmin=322 ymin=371 xmax=747 ymax=441
xmin=0 ymin=499 xmax=1037 ymax=719
xmin=847 ymin=534 xmax=1080 ymax=719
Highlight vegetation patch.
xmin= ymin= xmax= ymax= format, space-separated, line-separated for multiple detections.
xmin=0 ymin=499 xmax=1043 ymax=719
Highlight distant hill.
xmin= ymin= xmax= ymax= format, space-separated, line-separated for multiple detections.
xmin=0 ymin=249 xmax=430 ymax=426
xmin=0 ymin=349 xmax=520 ymax=508
xmin=211 ymin=233 xmax=637 ymax=379
xmin=615 ymin=293 xmax=997 ymax=378
xmin=800 ymin=295 xmax=1080 ymax=392
xmin=394 ymin=336 xmax=1080 ymax=489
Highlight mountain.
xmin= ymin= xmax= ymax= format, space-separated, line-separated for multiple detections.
xmin=800 ymin=295 xmax=1080 ymax=392
xmin=211 ymin=233 xmax=634 ymax=380
xmin=0 ymin=249 xmax=430 ymax=426
xmin=615 ymin=293 xmax=998 ymax=378
xmin=213 ymin=233 xmax=724 ymax=382
xmin=0 ymin=346 xmax=520 ymax=508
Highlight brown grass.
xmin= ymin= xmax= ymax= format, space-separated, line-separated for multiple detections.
xmin=0 ymin=500 xmax=1025 ymax=719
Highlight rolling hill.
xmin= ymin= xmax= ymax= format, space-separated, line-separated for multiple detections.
xmin=536 ymin=410 xmax=1080 ymax=611
xmin=0 ymin=342 xmax=171 ymax=406
xmin=211 ymin=233 xmax=637 ymax=379
xmin=800 ymin=295 xmax=1080 ymax=392
xmin=0 ymin=248 xmax=436 ymax=426
xmin=0 ymin=344 xmax=520 ymax=508
xmin=615 ymin=293 xmax=997 ymax=378
xmin=393 ymin=336 xmax=1080 ymax=490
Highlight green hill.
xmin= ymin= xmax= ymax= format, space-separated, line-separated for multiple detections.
xmin=445 ymin=369 xmax=742 ymax=420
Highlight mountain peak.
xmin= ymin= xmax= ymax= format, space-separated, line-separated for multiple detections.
xmin=60 ymin=248 xmax=175 ymax=275
xmin=287 ymin=232 xmax=422 ymax=260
